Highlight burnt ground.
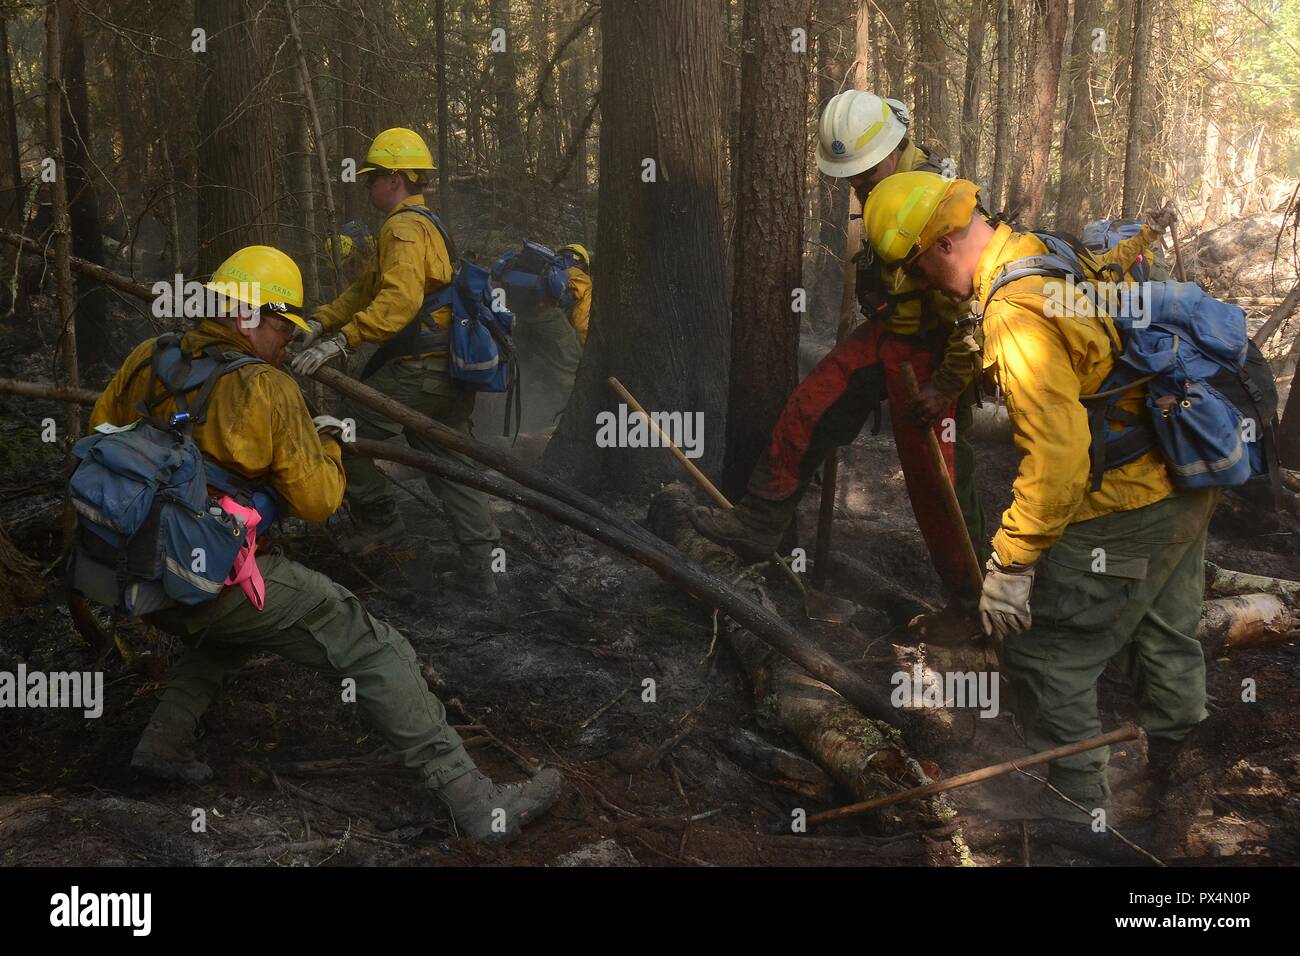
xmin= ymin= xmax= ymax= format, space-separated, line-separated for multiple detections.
xmin=1 ymin=302 xmax=1298 ymax=868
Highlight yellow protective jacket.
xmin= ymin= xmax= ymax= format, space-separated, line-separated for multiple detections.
xmin=865 ymin=140 xmax=975 ymax=399
xmin=566 ymin=265 xmax=591 ymax=346
xmin=975 ymin=223 xmax=1173 ymax=567
xmin=314 ymin=195 xmax=454 ymax=357
xmin=89 ymin=321 xmax=346 ymax=524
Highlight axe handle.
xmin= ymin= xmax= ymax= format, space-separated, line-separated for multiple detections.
xmin=899 ymin=362 xmax=984 ymax=599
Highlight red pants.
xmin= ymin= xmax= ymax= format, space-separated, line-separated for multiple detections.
xmin=750 ymin=321 xmax=969 ymax=594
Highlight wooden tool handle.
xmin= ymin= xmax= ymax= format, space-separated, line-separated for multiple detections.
xmin=607 ymin=376 xmax=733 ymax=510
xmin=899 ymin=362 xmax=984 ymax=599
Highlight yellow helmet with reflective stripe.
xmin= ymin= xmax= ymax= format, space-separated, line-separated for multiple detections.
xmin=816 ymin=91 xmax=910 ymax=179
xmin=204 ymin=245 xmax=310 ymax=332
xmin=863 ymin=171 xmax=980 ymax=266
xmin=560 ymin=243 xmax=590 ymax=267
xmin=358 ymin=127 xmax=435 ymax=177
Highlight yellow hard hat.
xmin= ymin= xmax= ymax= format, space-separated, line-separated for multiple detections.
xmin=863 ymin=171 xmax=980 ymax=265
xmin=358 ymin=127 xmax=435 ymax=178
xmin=204 ymin=245 xmax=310 ymax=332
xmin=560 ymin=243 xmax=590 ymax=266
xmin=324 ymin=233 xmax=353 ymax=259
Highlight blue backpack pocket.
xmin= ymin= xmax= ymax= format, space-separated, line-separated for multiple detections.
xmin=1148 ymin=382 xmax=1251 ymax=488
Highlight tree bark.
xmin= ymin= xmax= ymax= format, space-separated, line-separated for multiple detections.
xmin=195 ymin=0 xmax=279 ymax=274
xmin=489 ymin=0 xmax=525 ymax=191
xmin=435 ymin=0 xmax=451 ymax=222
xmin=0 ymin=19 xmax=23 ymax=230
xmin=45 ymin=0 xmax=79 ymax=440
xmin=1006 ymin=0 xmax=1066 ymax=228
xmin=988 ymin=0 xmax=1011 ymax=212
xmin=543 ymin=0 xmax=731 ymax=497
xmin=1120 ymin=0 xmax=1153 ymax=217
xmin=810 ymin=0 xmax=851 ymax=332
xmin=911 ymin=0 xmax=948 ymax=150
xmin=721 ymin=0 xmax=812 ymax=497
xmin=958 ymin=0 xmax=988 ymax=183
xmin=1055 ymin=0 xmax=1097 ymax=235
xmin=58 ymin=0 xmax=110 ymax=358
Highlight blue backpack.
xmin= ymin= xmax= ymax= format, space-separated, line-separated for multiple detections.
xmin=68 ymin=334 xmax=282 ymax=617
xmin=360 ymin=206 xmax=520 ymax=433
xmin=490 ymin=240 xmax=573 ymax=314
xmin=1080 ymin=218 xmax=1169 ymax=282
xmin=984 ymin=233 xmax=1280 ymax=495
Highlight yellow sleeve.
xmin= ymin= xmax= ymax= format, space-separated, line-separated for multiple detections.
xmin=928 ymin=296 xmax=977 ymax=400
xmin=567 ymin=268 xmax=591 ymax=345
xmin=314 ymin=264 xmax=378 ymax=334
xmin=89 ymin=340 xmax=155 ymax=431
xmin=985 ymin=293 xmax=1094 ymax=566
xmin=1091 ymin=224 xmax=1158 ymax=275
xmin=260 ymin=370 xmax=346 ymax=523
xmin=338 ymin=217 xmax=452 ymax=350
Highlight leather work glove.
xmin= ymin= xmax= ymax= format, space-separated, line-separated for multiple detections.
xmin=909 ymin=381 xmax=952 ymax=427
xmin=979 ymin=554 xmax=1035 ymax=642
xmin=312 ymin=415 xmax=348 ymax=441
xmin=290 ymin=331 xmax=349 ymax=377
xmin=295 ymin=318 xmax=325 ymax=350
xmin=1143 ymin=202 xmax=1178 ymax=237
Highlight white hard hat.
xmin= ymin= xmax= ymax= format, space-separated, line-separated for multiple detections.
xmin=816 ymin=91 xmax=911 ymax=178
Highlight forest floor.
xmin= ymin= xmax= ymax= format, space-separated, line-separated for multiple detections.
xmin=1 ymin=291 xmax=1298 ymax=868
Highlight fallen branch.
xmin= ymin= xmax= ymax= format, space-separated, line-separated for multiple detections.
xmin=0 ymin=373 xmax=909 ymax=739
xmin=648 ymin=483 xmax=940 ymax=823
xmin=1205 ymin=562 xmax=1300 ymax=606
xmin=805 ymin=725 xmax=1141 ymax=828
xmin=0 ymin=229 xmax=155 ymax=301
xmin=1197 ymin=594 xmax=1295 ymax=653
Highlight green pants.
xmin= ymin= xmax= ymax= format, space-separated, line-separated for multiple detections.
xmin=515 ymin=305 xmax=582 ymax=418
xmin=1000 ymin=488 xmax=1218 ymax=802
xmin=149 ymin=552 xmax=474 ymax=788
xmin=339 ymin=356 xmax=500 ymax=567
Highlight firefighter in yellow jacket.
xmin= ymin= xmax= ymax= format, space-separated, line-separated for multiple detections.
xmin=292 ymin=128 xmax=502 ymax=595
xmin=93 ymin=245 xmax=561 ymax=844
xmin=862 ymin=171 xmax=1204 ymax=818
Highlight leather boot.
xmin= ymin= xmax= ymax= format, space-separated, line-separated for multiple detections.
xmin=434 ymin=767 xmax=563 ymax=846
xmin=130 ymin=707 xmax=213 ymax=784
xmin=340 ymin=508 xmax=406 ymax=558
xmin=689 ymin=493 xmax=800 ymax=561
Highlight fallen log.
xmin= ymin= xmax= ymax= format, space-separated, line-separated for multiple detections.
xmin=648 ymin=483 xmax=947 ymax=829
xmin=806 ymin=724 xmax=1141 ymax=828
xmin=0 ymin=229 xmax=157 ymax=302
xmin=0 ymin=375 xmax=909 ymax=737
xmin=1197 ymin=594 xmax=1296 ymax=653
xmin=1205 ymin=562 xmax=1300 ymax=606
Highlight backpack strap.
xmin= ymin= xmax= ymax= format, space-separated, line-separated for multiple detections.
xmin=136 ymin=334 xmax=265 ymax=432
xmin=359 ymin=205 xmax=461 ymax=379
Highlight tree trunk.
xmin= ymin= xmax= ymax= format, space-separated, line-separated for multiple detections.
xmin=721 ymin=0 xmax=812 ymax=497
xmin=958 ymin=0 xmax=988 ymax=182
xmin=58 ymin=0 xmax=110 ymax=359
xmin=912 ymin=0 xmax=948 ymax=150
xmin=1006 ymin=0 xmax=1066 ymax=228
xmin=1120 ymin=0 xmax=1153 ymax=217
xmin=195 ymin=0 xmax=279 ymax=274
xmin=878 ymin=0 xmax=907 ymax=93
xmin=988 ymin=0 xmax=1011 ymax=211
xmin=543 ymin=0 xmax=731 ymax=497
xmin=0 ymin=20 xmax=23 ymax=231
xmin=811 ymin=0 xmax=852 ymax=330
xmin=489 ymin=0 xmax=525 ymax=191
xmin=1055 ymin=0 xmax=1096 ymax=235
xmin=435 ymin=0 xmax=451 ymax=221
xmin=45 ymin=0 xmax=79 ymax=442
xmin=336 ymin=1 xmax=368 ymax=223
